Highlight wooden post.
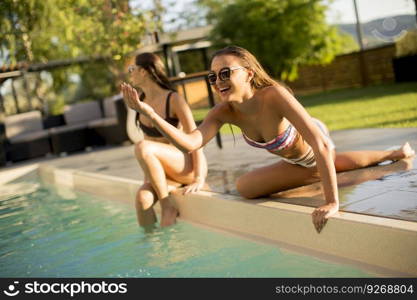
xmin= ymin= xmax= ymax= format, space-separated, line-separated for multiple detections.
xmin=162 ymin=44 xmax=175 ymax=77
xmin=320 ymin=65 xmax=327 ymax=92
xmin=22 ymin=71 xmax=33 ymax=111
xmin=201 ymin=48 xmax=209 ymax=70
xmin=172 ymin=51 xmax=181 ymax=76
xmin=0 ymin=90 xmax=6 ymax=166
xmin=0 ymin=89 xmax=5 ymax=113
xmin=353 ymin=0 xmax=369 ymax=86
xmin=181 ymin=81 xmax=188 ymax=103
xmin=204 ymin=76 xmax=222 ymax=149
xmin=414 ymin=0 xmax=417 ymax=25
xmin=10 ymin=79 xmax=21 ymax=114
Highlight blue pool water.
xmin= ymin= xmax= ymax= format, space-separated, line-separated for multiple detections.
xmin=0 ymin=179 xmax=372 ymax=277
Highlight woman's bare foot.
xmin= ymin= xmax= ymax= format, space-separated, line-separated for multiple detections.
xmin=392 ymin=142 xmax=415 ymax=160
xmin=160 ymin=201 xmax=178 ymax=227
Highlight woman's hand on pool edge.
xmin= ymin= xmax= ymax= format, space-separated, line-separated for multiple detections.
xmin=182 ymin=177 xmax=205 ymax=195
xmin=121 ymin=82 xmax=154 ymax=117
xmin=312 ymin=202 xmax=339 ymax=233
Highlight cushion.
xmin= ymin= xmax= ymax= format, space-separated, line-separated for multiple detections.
xmin=9 ymin=130 xmax=49 ymax=143
xmin=5 ymin=111 xmax=44 ymax=139
xmin=102 ymin=94 xmax=122 ymax=118
xmin=64 ymin=101 xmax=102 ymax=125
xmin=48 ymin=123 xmax=88 ymax=134
xmin=89 ymin=118 xmax=118 ymax=128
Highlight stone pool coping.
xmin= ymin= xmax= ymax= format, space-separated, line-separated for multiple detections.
xmin=27 ymin=163 xmax=417 ymax=277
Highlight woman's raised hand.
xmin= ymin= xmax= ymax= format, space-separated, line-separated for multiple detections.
xmin=121 ymin=82 xmax=154 ymax=117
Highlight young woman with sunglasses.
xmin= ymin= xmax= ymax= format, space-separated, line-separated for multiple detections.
xmin=125 ymin=52 xmax=207 ymax=228
xmin=122 ymin=46 xmax=414 ymax=233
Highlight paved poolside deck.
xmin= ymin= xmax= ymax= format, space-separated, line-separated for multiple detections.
xmin=4 ymin=127 xmax=415 ymax=222
xmin=1 ymin=127 xmax=417 ymax=276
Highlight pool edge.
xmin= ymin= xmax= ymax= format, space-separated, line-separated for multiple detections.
xmin=37 ymin=164 xmax=417 ymax=277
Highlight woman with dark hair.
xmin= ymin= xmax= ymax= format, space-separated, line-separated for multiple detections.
xmin=122 ymin=46 xmax=414 ymax=233
xmin=124 ymin=52 xmax=207 ymax=228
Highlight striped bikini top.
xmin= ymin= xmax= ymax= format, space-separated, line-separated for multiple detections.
xmin=242 ymin=124 xmax=298 ymax=153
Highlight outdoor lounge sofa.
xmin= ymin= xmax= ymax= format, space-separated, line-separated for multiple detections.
xmin=1 ymin=96 xmax=130 ymax=162
xmin=88 ymin=94 xmax=129 ymax=145
xmin=4 ymin=110 xmax=52 ymax=162
xmin=49 ymin=97 xmax=129 ymax=155
xmin=49 ymin=101 xmax=102 ymax=154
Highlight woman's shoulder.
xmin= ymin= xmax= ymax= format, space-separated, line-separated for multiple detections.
xmin=204 ymin=101 xmax=233 ymax=123
xmin=256 ymin=85 xmax=293 ymax=105
xmin=256 ymin=85 xmax=287 ymax=98
xmin=168 ymin=90 xmax=188 ymax=109
xmin=212 ymin=101 xmax=233 ymax=114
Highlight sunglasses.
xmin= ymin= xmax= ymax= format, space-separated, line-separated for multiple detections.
xmin=128 ymin=65 xmax=139 ymax=74
xmin=207 ymin=66 xmax=246 ymax=85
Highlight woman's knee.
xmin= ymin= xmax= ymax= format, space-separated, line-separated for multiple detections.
xmin=136 ymin=184 xmax=155 ymax=210
xmin=236 ymin=175 xmax=259 ymax=199
xmin=135 ymin=140 xmax=153 ymax=160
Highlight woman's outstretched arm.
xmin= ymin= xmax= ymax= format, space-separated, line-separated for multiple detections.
xmin=265 ymin=85 xmax=339 ymax=233
xmin=121 ymin=83 xmax=224 ymax=153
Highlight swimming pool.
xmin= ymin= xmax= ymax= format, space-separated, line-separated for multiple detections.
xmin=0 ymin=179 xmax=372 ymax=278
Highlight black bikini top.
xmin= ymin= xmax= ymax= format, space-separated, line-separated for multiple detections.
xmin=136 ymin=91 xmax=179 ymax=138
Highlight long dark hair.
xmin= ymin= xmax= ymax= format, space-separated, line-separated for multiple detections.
xmin=134 ymin=53 xmax=175 ymax=124
xmin=135 ymin=52 xmax=174 ymax=91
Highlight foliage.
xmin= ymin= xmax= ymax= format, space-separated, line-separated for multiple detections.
xmin=200 ymin=0 xmax=344 ymax=81
xmin=0 ymin=0 xmax=147 ymax=65
xmin=0 ymin=0 xmax=153 ymax=113
xmin=396 ymin=29 xmax=417 ymax=57
xmin=336 ymin=30 xmax=360 ymax=55
xmin=178 ymin=50 xmax=207 ymax=74
xmin=195 ymin=0 xmax=234 ymax=24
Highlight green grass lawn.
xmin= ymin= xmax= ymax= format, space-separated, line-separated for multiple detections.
xmin=192 ymin=82 xmax=417 ymax=134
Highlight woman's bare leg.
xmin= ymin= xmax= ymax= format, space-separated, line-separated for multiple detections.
xmin=136 ymin=181 xmax=184 ymax=228
xmin=335 ymin=142 xmax=415 ymax=172
xmin=273 ymin=157 xmax=413 ymax=199
xmin=236 ymin=160 xmax=320 ymax=199
xmin=135 ymin=140 xmax=194 ymax=227
xmin=136 ymin=182 xmax=158 ymax=227
xmin=235 ymin=142 xmax=415 ymax=199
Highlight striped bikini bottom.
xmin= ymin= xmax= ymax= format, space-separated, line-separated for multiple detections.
xmin=280 ymin=118 xmax=335 ymax=168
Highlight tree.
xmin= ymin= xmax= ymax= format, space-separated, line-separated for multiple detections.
xmin=396 ymin=29 xmax=417 ymax=57
xmin=0 ymin=0 xmax=152 ymax=113
xmin=200 ymin=0 xmax=344 ymax=81
xmin=337 ymin=30 xmax=360 ymax=55
xmin=196 ymin=0 xmax=234 ymax=24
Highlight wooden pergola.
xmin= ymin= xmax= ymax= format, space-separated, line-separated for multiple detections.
xmin=0 ymin=56 xmax=108 ymax=114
